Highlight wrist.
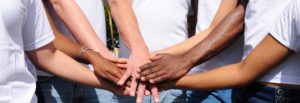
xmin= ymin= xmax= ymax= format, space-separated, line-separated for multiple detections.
xmin=82 ymin=49 xmax=101 ymax=64
xmin=128 ymin=44 xmax=150 ymax=54
xmin=181 ymin=53 xmax=197 ymax=69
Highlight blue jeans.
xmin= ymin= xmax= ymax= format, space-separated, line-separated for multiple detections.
xmin=36 ymin=76 xmax=115 ymax=103
xmin=113 ymin=89 xmax=186 ymax=103
xmin=155 ymin=89 xmax=187 ymax=103
xmin=186 ymin=89 xmax=232 ymax=103
xmin=233 ymin=83 xmax=300 ymax=103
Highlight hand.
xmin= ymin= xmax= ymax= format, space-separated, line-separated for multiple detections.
xmin=117 ymin=52 xmax=160 ymax=103
xmin=118 ymin=52 xmax=149 ymax=94
xmin=83 ymin=50 xmax=126 ymax=84
xmin=101 ymin=78 xmax=131 ymax=96
xmin=138 ymin=53 xmax=194 ymax=84
xmin=111 ymin=58 xmax=128 ymax=69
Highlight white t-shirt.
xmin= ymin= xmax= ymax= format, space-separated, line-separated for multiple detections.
xmin=242 ymin=0 xmax=297 ymax=84
xmin=265 ymin=0 xmax=300 ymax=85
xmin=0 ymin=0 xmax=54 ymax=102
xmin=119 ymin=0 xmax=191 ymax=57
xmin=189 ymin=0 xmax=243 ymax=74
xmin=35 ymin=0 xmax=107 ymax=76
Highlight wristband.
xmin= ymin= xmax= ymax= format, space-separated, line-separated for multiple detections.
xmin=79 ymin=47 xmax=91 ymax=62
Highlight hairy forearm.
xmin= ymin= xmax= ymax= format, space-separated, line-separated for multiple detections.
xmin=186 ymin=3 xmax=246 ymax=66
xmin=108 ymin=0 xmax=149 ymax=52
xmin=48 ymin=0 xmax=112 ymax=58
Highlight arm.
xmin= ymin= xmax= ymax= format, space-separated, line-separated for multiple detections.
xmin=43 ymin=2 xmax=126 ymax=84
xmin=48 ymin=0 xmax=114 ymax=60
xmin=26 ymin=43 xmax=129 ymax=96
xmin=164 ymin=35 xmax=292 ymax=90
xmin=107 ymin=0 xmax=158 ymax=102
xmin=138 ymin=0 xmax=248 ymax=83
xmin=157 ymin=0 xmax=238 ymax=55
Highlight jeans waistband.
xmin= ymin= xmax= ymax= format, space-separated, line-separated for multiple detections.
xmin=233 ymin=83 xmax=300 ymax=103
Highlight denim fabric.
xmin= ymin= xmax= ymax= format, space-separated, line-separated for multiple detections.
xmin=114 ymin=95 xmax=152 ymax=103
xmin=36 ymin=76 xmax=115 ymax=103
xmin=186 ymin=89 xmax=232 ymax=103
xmin=233 ymin=83 xmax=300 ymax=103
xmin=149 ymin=89 xmax=187 ymax=103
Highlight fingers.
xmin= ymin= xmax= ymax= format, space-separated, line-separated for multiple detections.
xmin=117 ymin=58 xmax=128 ymax=64
xmin=141 ymin=71 xmax=165 ymax=82
xmin=150 ymin=85 xmax=160 ymax=103
xmin=145 ymin=90 xmax=151 ymax=96
xmin=138 ymin=62 xmax=159 ymax=73
xmin=117 ymin=72 xmax=131 ymax=85
xmin=123 ymin=86 xmax=131 ymax=96
xmin=107 ymin=57 xmax=118 ymax=62
xmin=117 ymin=64 xmax=127 ymax=69
xmin=136 ymin=82 xmax=146 ymax=103
xmin=107 ymin=74 xmax=121 ymax=84
xmin=149 ymin=75 xmax=169 ymax=84
xmin=130 ymin=76 xmax=138 ymax=96
xmin=149 ymin=54 xmax=164 ymax=61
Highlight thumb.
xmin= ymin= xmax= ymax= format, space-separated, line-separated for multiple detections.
xmin=150 ymin=54 xmax=164 ymax=61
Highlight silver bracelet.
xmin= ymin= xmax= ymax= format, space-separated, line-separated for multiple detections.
xmin=79 ymin=47 xmax=91 ymax=61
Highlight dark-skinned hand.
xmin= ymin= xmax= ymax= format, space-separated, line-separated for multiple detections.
xmin=137 ymin=53 xmax=194 ymax=84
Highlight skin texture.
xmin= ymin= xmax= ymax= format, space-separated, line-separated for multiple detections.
xmin=43 ymin=1 xmax=127 ymax=86
xmin=157 ymin=35 xmax=292 ymax=90
xmin=26 ymin=43 xmax=130 ymax=96
xmin=107 ymin=0 xmax=159 ymax=102
xmin=48 ymin=0 xmax=115 ymax=60
xmin=139 ymin=0 xmax=247 ymax=84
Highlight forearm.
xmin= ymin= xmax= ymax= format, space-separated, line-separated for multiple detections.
xmin=174 ymin=63 xmax=246 ymax=90
xmin=159 ymin=28 xmax=213 ymax=55
xmin=172 ymin=35 xmax=291 ymax=90
xmin=108 ymin=0 xmax=149 ymax=53
xmin=158 ymin=0 xmax=237 ymax=55
xmin=48 ymin=0 xmax=112 ymax=58
xmin=26 ymin=43 xmax=110 ymax=89
xmin=53 ymin=33 xmax=82 ymax=59
xmin=186 ymin=3 xmax=246 ymax=66
xmin=43 ymin=1 xmax=82 ymax=59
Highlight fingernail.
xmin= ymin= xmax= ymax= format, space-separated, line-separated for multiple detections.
xmin=155 ymin=98 xmax=160 ymax=103
xmin=141 ymin=77 xmax=145 ymax=81
xmin=136 ymin=99 xmax=142 ymax=103
xmin=130 ymin=92 xmax=135 ymax=96
xmin=145 ymin=91 xmax=150 ymax=95
xmin=150 ymin=79 xmax=154 ymax=83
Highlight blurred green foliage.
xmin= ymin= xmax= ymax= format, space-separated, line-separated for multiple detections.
xmin=103 ymin=1 xmax=119 ymax=52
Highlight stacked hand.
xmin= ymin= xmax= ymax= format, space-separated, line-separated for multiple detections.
xmin=83 ymin=50 xmax=130 ymax=94
xmin=117 ymin=52 xmax=160 ymax=103
xmin=137 ymin=53 xmax=194 ymax=90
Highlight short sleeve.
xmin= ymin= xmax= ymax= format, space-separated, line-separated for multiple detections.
xmin=269 ymin=0 xmax=300 ymax=52
xmin=22 ymin=0 xmax=54 ymax=51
